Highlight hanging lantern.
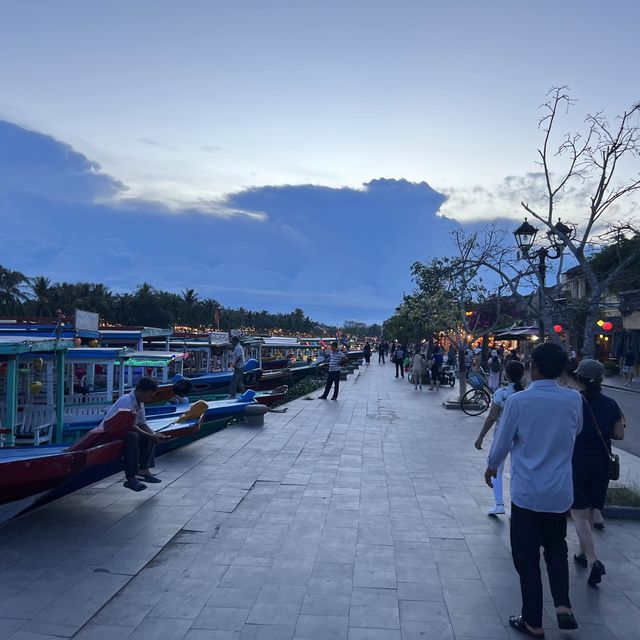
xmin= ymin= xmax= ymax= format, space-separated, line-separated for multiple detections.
xmin=33 ymin=357 xmax=44 ymax=371
xmin=602 ymin=321 xmax=613 ymax=331
xmin=553 ymin=324 xmax=563 ymax=333
xmin=596 ymin=320 xmax=604 ymax=327
xmin=89 ymin=339 xmax=99 ymax=347
xmin=29 ymin=381 xmax=43 ymax=395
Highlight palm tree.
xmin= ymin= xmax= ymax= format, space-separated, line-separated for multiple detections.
xmin=0 ymin=265 xmax=29 ymax=315
xmin=29 ymin=276 xmax=55 ymax=317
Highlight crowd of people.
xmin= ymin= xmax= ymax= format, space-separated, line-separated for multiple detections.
xmin=374 ymin=337 xmax=627 ymax=636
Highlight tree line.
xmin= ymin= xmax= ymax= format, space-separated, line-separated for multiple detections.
xmin=0 ymin=266 xmax=341 ymax=334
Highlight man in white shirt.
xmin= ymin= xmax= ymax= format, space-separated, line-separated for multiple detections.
xmin=228 ymin=336 xmax=245 ymax=397
xmin=101 ymin=377 xmax=169 ymax=492
xmin=486 ymin=343 xmax=582 ymax=637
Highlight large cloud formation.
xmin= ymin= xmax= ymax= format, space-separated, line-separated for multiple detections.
xmin=1 ymin=120 xmax=458 ymax=324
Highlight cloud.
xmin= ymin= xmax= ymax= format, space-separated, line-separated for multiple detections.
xmin=199 ymin=144 xmax=223 ymax=153
xmin=0 ymin=120 xmax=125 ymax=203
xmin=439 ymin=172 xmax=640 ymax=228
xmin=1 ymin=120 xmax=458 ymax=324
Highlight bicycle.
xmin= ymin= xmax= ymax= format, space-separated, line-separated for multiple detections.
xmin=460 ymin=370 xmax=492 ymax=416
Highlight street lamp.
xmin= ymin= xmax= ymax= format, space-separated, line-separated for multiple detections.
xmin=513 ymin=217 xmax=575 ymax=340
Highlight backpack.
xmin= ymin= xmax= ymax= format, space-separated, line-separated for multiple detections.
xmin=490 ymin=356 xmax=501 ymax=373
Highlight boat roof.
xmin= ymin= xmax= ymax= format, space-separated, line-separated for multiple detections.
xmin=116 ymin=350 xmax=189 ymax=367
xmin=0 ymin=336 xmax=76 ymax=355
xmin=99 ymin=326 xmax=173 ymax=339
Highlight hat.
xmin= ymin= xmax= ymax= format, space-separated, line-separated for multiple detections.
xmin=576 ymin=359 xmax=604 ymax=381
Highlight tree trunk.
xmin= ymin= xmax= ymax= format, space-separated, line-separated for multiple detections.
xmin=582 ymin=307 xmax=599 ymax=358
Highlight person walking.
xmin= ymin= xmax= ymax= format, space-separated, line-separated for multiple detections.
xmin=100 ymin=376 xmax=169 ymax=492
xmin=228 ymin=336 xmax=245 ymax=398
xmin=412 ymin=351 xmax=426 ymax=390
xmin=363 ymin=341 xmax=371 ymax=365
xmin=318 ymin=341 xmax=347 ymax=400
xmin=428 ymin=346 xmax=443 ymax=391
xmin=378 ymin=340 xmax=386 ymax=364
xmin=571 ymin=359 xmax=625 ymax=587
xmin=488 ymin=349 xmax=502 ymax=392
xmin=474 ymin=360 xmax=525 ymax=516
xmin=393 ymin=343 xmax=405 ymax=378
xmin=485 ymin=343 xmax=582 ymax=637
xmin=620 ymin=349 xmax=636 ymax=386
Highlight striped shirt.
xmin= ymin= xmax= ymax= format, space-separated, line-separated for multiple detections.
xmin=328 ymin=350 xmax=347 ymax=371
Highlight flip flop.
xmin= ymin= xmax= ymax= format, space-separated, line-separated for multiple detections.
xmin=137 ymin=474 xmax=161 ymax=484
xmin=509 ymin=615 xmax=545 ymax=638
xmin=123 ymin=479 xmax=147 ymax=492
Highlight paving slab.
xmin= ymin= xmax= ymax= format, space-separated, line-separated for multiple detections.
xmin=2 ymin=362 xmax=640 ymax=639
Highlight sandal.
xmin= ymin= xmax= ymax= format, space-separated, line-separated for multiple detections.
xmin=573 ymin=553 xmax=588 ymax=568
xmin=509 ymin=615 xmax=545 ymax=638
xmin=557 ymin=612 xmax=578 ymax=630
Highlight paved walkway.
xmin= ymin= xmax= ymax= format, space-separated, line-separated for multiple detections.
xmin=2 ymin=364 xmax=640 ymax=640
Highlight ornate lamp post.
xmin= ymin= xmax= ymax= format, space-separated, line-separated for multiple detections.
xmin=513 ymin=218 xmax=575 ymax=340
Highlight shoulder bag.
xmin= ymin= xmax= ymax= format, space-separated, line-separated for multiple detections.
xmin=582 ymin=396 xmax=620 ymax=481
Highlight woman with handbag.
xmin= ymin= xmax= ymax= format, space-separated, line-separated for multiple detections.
xmin=571 ymin=359 xmax=625 ymax=587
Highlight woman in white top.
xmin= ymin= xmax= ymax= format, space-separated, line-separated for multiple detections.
xmin=474 ymin=360 xmax=526 ymax=515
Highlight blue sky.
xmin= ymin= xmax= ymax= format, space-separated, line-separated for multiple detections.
xmin=1 ymin=1 xmax=639 ymax=324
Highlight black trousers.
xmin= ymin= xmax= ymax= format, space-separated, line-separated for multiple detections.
xmin=395 ymin=361 xmax=404 ymax=377
xmin=321 ymin=370 xmax=341 ymax=399
xmin=123 ymin=431 xmax=155 ymax=478
xmin=378 ymin=352 xmax=385 ymax=363
xmin=510 ymin=502 xmax=571 ymax=628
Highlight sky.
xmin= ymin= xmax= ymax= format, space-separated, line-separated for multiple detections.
xmin=1 ymin=1 xmax=639 ymax=325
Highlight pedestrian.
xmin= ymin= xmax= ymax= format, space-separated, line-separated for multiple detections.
xmin=571 ymin=359 xmax=625 ymax=587
xmin=485 ymin=343 xmax=581 ymax=637
xmin=447 ymin=345 xmax=456 ymax=367
xmin=228 ymin=336 xmax=245 ymax=397
xmin=100 ymin=376 xmax=169 ymax=492
xmin=393 ymin=343 xmax=405 ymax=378
xmin=474 ymin=360 xmax=525 ymax=516
xmin=464 ymin=348 xmax=473 ymax=377
xmin=488 ymin=349 xmax=502 ymax=392
xmin=428 ymin=346 xmax=443 ymax=391
xmin=318 ymin=341 xmax=347 ymax=400
xmin=378 ymin=340 xmax=386 ymax=364
xmin=620 ymin=349 xmax=636 ymax=386
xmin=412 ymin=351 xmax=426 ymax=389
xmin=389 ymin=341 xmax=396 ymax=366
xmin=363 ymin=341 xmax=371 ymax=365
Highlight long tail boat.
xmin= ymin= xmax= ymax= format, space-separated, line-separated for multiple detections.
xmin=0 ymin=393 xmax=258 ymax=523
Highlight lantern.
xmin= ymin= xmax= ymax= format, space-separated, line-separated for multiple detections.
xmin=89 ymin=339 xmax=99 ymax=347
xmin=602 ymin=321 xmax=613 ymax=331
xmin=33 ymin=357 xmax=44 ymax=371
xmin=553 ymin=324 xmax=563 ymax=333
xmin=29 ymin=381 xmax=43 ymax=395
xmin=74 ymin=338 xmax=82 ymax=347
xmin=596 ymin=320 xmax=604 ymax=327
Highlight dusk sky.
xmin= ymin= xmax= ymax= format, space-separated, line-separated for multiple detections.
xmin=1 ymin=1 xmax=639 ymax=325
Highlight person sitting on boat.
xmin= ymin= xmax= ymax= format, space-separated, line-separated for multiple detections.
xmin=228 ymin=336 xmax=245 ymax=398
xmin=170 ymin=378 xmax=192 ymax=404
xmin=101 ymin=376 xmax=169 ymax=492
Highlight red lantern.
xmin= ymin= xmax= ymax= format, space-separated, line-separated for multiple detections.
xmin=553 ymin=324 xmax=563 ymax=333
xmin=602 ymin=321 xmax=613 ymax=331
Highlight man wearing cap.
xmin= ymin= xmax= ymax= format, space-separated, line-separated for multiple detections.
xmin=485 ymin=343 xmax=582 ymax=637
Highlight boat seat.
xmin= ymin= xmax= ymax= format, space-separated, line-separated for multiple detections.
xmin=14 ymin=404 xmax=56 ymax=446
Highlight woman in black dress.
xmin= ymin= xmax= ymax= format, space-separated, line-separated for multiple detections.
xmin=571 ymin=359 xmax=625 ymax=587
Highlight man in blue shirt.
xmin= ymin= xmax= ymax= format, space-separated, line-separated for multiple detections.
xmin=486 ymin=343 xmax=582 ymax=637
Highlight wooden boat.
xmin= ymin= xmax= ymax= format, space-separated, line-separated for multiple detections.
xmin=1 ymin=393 xmax=258 ymax=523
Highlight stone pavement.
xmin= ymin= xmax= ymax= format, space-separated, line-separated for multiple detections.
xmin=2 ymin=363 xmax=640 ymax=640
